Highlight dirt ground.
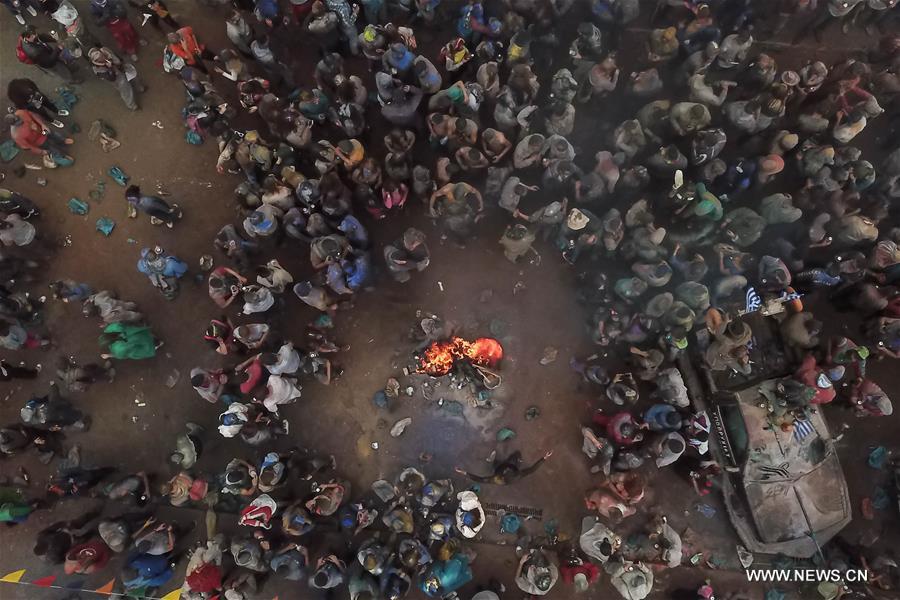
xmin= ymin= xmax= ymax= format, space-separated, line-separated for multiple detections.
xmin=1 ymin=2 xmax=899 ymax=600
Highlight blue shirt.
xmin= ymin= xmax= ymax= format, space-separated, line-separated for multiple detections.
xmin=338 ymin=215 xmax=369 ymax=248
xmin=123 ymin=554 xmax=173 ymax=589
xmin=457 ymin=3 xmax=484 ymax=38
xmin=343 ymin=255 xmax=371 ymax=290
xmin=326 ymin=263 xmax=353 ymax=295
xmin=254 ymin=0 xmax=280 ymax=19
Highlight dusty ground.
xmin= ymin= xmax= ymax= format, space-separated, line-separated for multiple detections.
xmin=1 ymin=2 xmax=899 ymax=600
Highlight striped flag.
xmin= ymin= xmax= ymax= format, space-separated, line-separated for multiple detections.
xmin=745 ymin=286 xmax=762 ymax=314
xmin=793 ymin=418 xmax=814 ymax=442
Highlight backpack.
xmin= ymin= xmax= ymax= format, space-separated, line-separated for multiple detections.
xmin=16 ymin=37 xmax=34 ymax=65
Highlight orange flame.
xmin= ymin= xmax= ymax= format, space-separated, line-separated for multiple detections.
xmin=419 ymin=337 xmax=503 ymax=376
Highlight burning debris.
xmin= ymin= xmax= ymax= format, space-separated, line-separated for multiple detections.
xmin=418 ymin=337 xmax=504 ymax=376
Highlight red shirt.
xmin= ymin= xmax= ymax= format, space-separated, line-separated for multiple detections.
xmin=10 ymin=110 xmax=47 ymax=154
xmin=240 ymin=359 xmax=264 ymax=394
xmin=64 ymin=539 xmax=110 ymax=574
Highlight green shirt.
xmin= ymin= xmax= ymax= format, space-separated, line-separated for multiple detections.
xmin=0 ymin=501 xmax=31 ymax=522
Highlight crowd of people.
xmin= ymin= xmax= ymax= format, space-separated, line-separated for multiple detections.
xmin=3 ymin=0 xmax=900 ymax=598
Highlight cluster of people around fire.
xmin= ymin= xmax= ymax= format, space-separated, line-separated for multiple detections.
xmin=3 ymin=0 xmax=900 ymax=598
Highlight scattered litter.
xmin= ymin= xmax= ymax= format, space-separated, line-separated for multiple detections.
xmin=88 ymin=120 xmax=116 ymax=141
xmin=385 ymin=378 xmax=400 ymax=399
xmin=513 ymin=281 xmax=526 ymax=295
xmin=314 ymin=314 xmax=333 ymax=329
xmin=500 ymin=513 xmax=521 ymax=534
xmin=868 ymin=446 xmax=888 ymax=470
xmin=372 ymin=479 xmax=396 ymax=502
xmin=151 ymin=120 xmax=164 ymax=129
xmin=695 ymin=503 xmax=717 ymax=518
xmin=95 ymin=217 xmax=115 ymax=236
xmin=36 ymin=178 xmax=47 ymax=186
xmin=440 ymin=400 xmax=465 ymax=416
xmin=67 ymin=197 xmax=89 ymax=215
xmin=89 ymin=120 xmax=120 ymax=152
xmin=100 ymin=135 xmax=121 ymax=152
xmin=539 ymin=346 xmax=558 ymax=365
xmin=165 ymin=369 xmax=180 ymax=388
xmin=108 ymin=166 xmax=129 ymax=186
xmin=25 ymin=163 xmax=43 ymax=170
xmin=405 ymin=386 xmax=414 ymax=397
xmin=370 ymin=442 xmax=379 ymax=450
xmin=489 ymin=318 xmax=508 ymax=338
xmin=55 ymin=86 xmax=78 ymax=111
xmin=736 ymin=545 xmax=753 ymax=568
xmin=872 ymin=486 xmax=890 ymax=511
xmin=496 ymin=427 xmax=516 ymax=442
xmin=372 ymin=390 xmax=388 ymax=408
xmin=136 ymin=402 xmax=147 ymax=407
xmin=437 ymin=281 xmax=444 ymax=292
xmin=62 ymin=234 xmax=73 ymax=247
xmin=0 ymin=139 xmax=20 ymax=163
xmin=199 ymin=255 xmax=214 ymax=271
xmin=544 ymin=518 xmax=559 ymax=538
xmin=390 ymin=417 xmax=412 ymax=438
xmin=689 ymin=553 xmax=703 ymax=565
xmin=88 ymin=180 xmax=106 ymax=202
xmin=525 ymin=406 xmax=540 ymax=420
xmin=127 ymin=238 xmax=137 ymax=244
xmin=131 ymin=416 xmax=139 ymax=423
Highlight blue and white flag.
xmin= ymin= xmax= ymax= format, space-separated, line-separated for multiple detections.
xmin=793 ymin=418 xmax=814 ymax=442
xmin=745 ymin=286 xmax=763 ymax=314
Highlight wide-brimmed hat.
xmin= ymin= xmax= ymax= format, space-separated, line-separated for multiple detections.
xmin=567 ymin=208 xmax=590 ymax=231
xmin=781 ymin=70 xmax=800 ymax=86
xmin=759 ymin=154 xmax=785 ymax=175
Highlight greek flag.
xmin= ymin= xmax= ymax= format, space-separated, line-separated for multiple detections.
xmin=745 ymin=286 xmax=763 ymax=314
xmin=793 ymin=418 xmax=815 ymax=442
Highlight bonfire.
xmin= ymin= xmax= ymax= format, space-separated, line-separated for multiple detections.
xmin=419 ymin=337 xmax=503 ymax=376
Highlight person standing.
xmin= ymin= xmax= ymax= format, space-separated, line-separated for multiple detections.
xmin=90 ymin=0 xmax=143 ymax=61
xmin=128 ymin=0 xmax=180 ymax=32
xmin=250 ymin=35 xmax=294 ymax=88
xmin=226 ymin=10 xmax=253 ymax=55
xmin=7 ymin=78 xmax=68 ymax=127
xmin=324 ymin=0 xmax=360 ymax=55
xmin=166 ymin=26 xmax=215 ymax=75
xmin=3 ymin=0 xmax=38 ymax=25
xmin=50 ymin=1 xmax=98 ymax=49
xmin=87 ymin=44 xmax=145 ymax=111
xmin=17 ymin=26 xmax=81 ymax=83
xmin=384 ymin=228 xmax=430 ymax=283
